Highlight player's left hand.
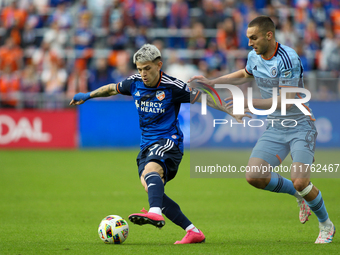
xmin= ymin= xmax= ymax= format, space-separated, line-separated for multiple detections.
xmin=69 ymin=92 xmax=91 ymax=106
xmin=224 ymin=96 xmax=251 ymax=122
xmin=187 ymin=75 xmax=213 ymax=86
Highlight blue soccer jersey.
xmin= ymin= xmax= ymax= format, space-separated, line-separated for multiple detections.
xmin=116 ymin=71 xmax=200 ymax=152
xmin=245 ymin=42 xmax=315 ymax=122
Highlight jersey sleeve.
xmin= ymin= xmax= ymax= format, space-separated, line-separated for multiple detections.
xmin=171 ymin=80 xmax=201 ymax=104
xmin=116 ymin=77 xmax=134 ymax=96
xmin=245 ymin=51 xmax=254 ymax=76
xmin=278 ymin=52 xmax=302 ymax=88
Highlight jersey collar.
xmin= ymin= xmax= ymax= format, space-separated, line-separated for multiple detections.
xmin=156 ymin=70 xmax=163 ymax=88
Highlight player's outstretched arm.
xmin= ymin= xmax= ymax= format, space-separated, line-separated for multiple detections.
xmin=188 ymin=69 xmax=252 ymax=86
xmin=69 ymin=83 xmax=118 ymax=106
xmin=196 ymin=94 xmax=251 ymax=123
xmin=225 ymin=89 xmax=296 ymax=111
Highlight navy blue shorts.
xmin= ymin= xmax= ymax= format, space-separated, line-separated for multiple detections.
xmin=137 ymin=139 xmax=183 ymax=184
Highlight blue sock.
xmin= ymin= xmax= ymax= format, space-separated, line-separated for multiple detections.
xmin=264 ymin=172 xmax=296 ymax=195
xmin=162 ymin=194 xmax=192 ymax=230
xmin=305 ymin=191 xmax=329 ymax=222
xmin=144 ymin=172 xmax=164 ymax=208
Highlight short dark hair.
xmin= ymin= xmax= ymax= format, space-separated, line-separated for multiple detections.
xmin=248 ymin=16 xmax=275 ymax=37
xmin=152 ymin=56 xmax=161 ymax=63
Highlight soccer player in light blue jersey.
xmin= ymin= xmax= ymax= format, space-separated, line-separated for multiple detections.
xmin=70 ymin=44 xmax=247 ymax=244
xmin=189 ymin=16 xmax=335 ymax=244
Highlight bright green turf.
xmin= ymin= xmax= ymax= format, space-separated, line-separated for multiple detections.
xmin=1 ymin=149 xmax=339 ymax=255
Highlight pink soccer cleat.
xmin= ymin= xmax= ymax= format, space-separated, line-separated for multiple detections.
xmin=174 ymin=229 xmax=205 ymax=244
xmin=315 ymin=223 xmax=336 ymax=244
xmin=129 ymin=208 xmax=165 ymax=228
xmin=297 ymin=198 xmax=311 ymax=224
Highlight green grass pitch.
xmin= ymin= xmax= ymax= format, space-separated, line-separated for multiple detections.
xmin=1 ymin=149 xmax=339 ymax=255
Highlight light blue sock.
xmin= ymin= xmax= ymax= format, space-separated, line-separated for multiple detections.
xmin=264 ymin=172 xmax=296 ymax=196
xmin=305 ymin=191 xmax=329 ymax=222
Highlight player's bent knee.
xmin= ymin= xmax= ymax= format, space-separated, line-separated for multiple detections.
xmin=292 ymin=179 xmax=310 ymax=192
xmin=143 ymin=162 xmax=164 ymax=179
xmin=246 ymin=177 xmax=267 ymax=189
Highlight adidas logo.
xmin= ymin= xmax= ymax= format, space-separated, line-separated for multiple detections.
xmin=253 ymin=65 xmax=257 ymax=71
xmin=135 ymin=91 xmax=140 ymax=96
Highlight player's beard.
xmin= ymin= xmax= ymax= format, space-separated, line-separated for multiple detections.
xmin=257 ymin=43 xmax=270 ymax=56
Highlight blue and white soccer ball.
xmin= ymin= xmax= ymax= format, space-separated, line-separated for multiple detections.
xmin=98 ymin=215 xmax=129 ymax=244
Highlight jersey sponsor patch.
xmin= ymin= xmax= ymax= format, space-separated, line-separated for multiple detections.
xmin=283 ymin=70 xmax=292 ymax=78
xmin=281 ymin=79 xmax=292 ymax=86
xmin=156 ymin=90 xmax=165 ymax=101
xmin=270 ymin=67 xmax=278 ymax=77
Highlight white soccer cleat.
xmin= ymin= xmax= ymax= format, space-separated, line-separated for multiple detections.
xmin=315 ymin=223 xmax=336 ymax=244
xmin=297 ymin=198 xmax=311 ymax=224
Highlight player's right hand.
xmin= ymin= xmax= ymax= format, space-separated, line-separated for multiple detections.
xmin=69 ymin=92 xmax=91 ymax=106
xmin=187 ymin=75 xmax=212 ymax=86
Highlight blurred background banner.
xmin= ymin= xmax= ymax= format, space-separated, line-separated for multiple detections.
xmin=78 ymin=100 xmax=340 ymax=148
xmin=0 ymin=0 xmax=339 ymax=150
xmin=79 ymin=100 xmax=140 ymax=148
xmin=190 ymin=101 xmax=340 ymax=149
xmin=78 ymin=100 xmax=190 ymax=148
xmin=0 ymin=109 xmax=77 ymax=148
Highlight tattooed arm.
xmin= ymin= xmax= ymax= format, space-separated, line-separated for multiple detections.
xmin=69 ymin=83 xmax=118 ymax=105
xmin=197 ymin=93 xmax=251 ymax=123
xmin=90 ymin=83 xmax=118 ymax=98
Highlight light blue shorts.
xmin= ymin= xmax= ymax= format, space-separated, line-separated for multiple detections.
xmin=250 ymin=119 xmax=317 ymax=167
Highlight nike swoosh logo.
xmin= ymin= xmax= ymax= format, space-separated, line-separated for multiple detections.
xmin=147 ymin=183 xmax=156 ymax=188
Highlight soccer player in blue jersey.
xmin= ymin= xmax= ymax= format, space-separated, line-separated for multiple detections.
xmin=70 ymin=44 xmax=247 ymax=244
xmin=189 ymin=16 xmax=335 ymax=244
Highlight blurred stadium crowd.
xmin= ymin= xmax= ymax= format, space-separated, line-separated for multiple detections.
xmin=0 ymin=0 xmax=340 ymax=109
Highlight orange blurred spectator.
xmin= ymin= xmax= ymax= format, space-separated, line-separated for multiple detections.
xmin=331 ymin=8 xmax=340 ymax=37
xmin=66 ymin=59 xmax=88 ymax=99
xmin=0 ymin=38 xmax=23 ymax=72
xmin=0 ymin=64 xmax=21 ymax=108
xmin=216 ymin=17 xmax=239 ymax=51
xmin=4 ymin=17 xmax=23 ymax=46
xmin=1 ymin=1 xmax=27 ymax=29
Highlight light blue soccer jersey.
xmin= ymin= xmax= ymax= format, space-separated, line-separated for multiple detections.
xmin=245 ymin=42 xmax=315 ymax=122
